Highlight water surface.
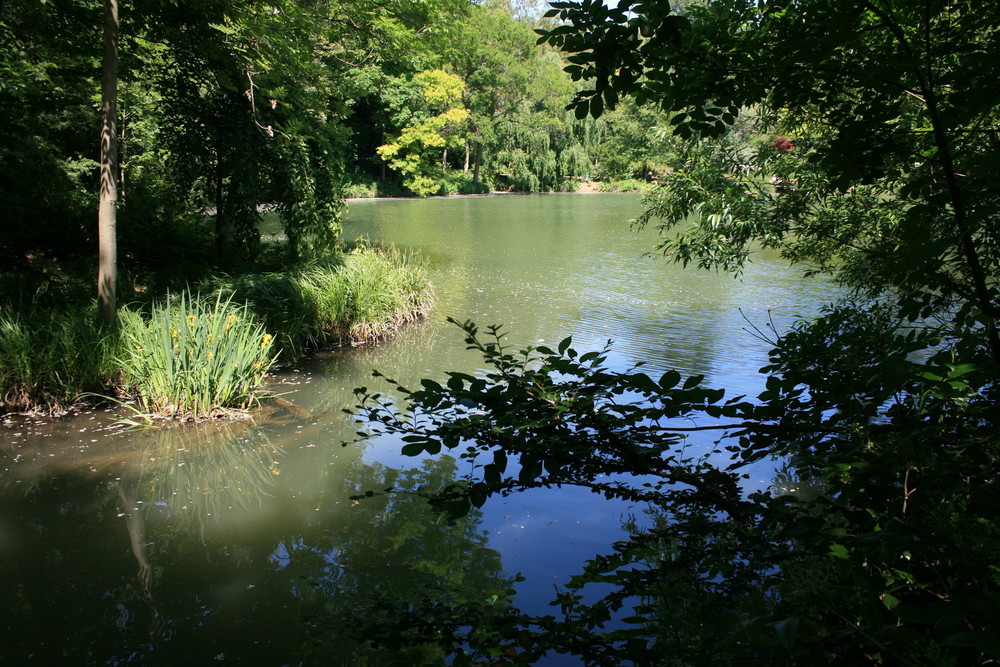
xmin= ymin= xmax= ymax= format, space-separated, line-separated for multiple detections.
xmin=0 ymin=194 xmax=838 ymax=664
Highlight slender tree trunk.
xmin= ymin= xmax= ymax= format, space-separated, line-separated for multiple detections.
xmin=98 ymin=0 xmax=119 ymax=326
xmin=464 ymin=139 xmax=470 ymax=172
xmin=118 ymin=107 xmax=128 ymax=201
xmin=473 ymin=142 xmax=482 ymax=183
xmin=379 ymin=130 xmax=386 ymax=180
xmin=214 ymin=140 xmax=228 ymax=264
xmin=442 ymin=148 xmax=448 ymax=171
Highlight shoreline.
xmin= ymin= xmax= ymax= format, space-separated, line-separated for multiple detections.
xmin=344 ymin=181 xmax=646 ymax=202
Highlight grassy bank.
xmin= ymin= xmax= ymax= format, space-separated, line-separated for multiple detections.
xmin=0 ymin=246 xmax=432 ymax=417
xmin=213 ymin=244 xmax=433 ymax=359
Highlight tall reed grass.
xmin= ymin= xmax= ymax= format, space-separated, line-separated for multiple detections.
xmin=215 ymin=244 xmax=432 ymax=358
xmin=0 ymin=305 xmax=119 ymax=412
xmin=1 ymin=246 xmax=431 ymax=417
xmin=118 ymin=293 xmax=277 ymax=419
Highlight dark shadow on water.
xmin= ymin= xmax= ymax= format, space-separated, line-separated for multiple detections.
xmin=0 ymin=419 xmax=514 ymax=664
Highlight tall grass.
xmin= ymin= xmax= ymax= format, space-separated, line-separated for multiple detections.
xmin=215 ymin=244 xmax=432 ymax=358
xmin=0 ymin=245 xmax=431 ymax=417
xmin=118 ymin=293 xmax=277 ymax=419
xmin=0 ymin=305 xmax=119 ymax=412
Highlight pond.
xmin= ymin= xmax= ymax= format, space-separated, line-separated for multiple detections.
xmin=0 ymin=194 xmax=838 ymax=664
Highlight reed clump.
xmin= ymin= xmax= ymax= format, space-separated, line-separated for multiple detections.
xmin=117 ymin=294 xmax=277 ymax=419
xmin=215 ymin=244 xmax=433 ymax=358
xmin=0 ymin=245 xmax=432 ymax=417
xmin=0 ymin=305 xmax=120 ymax=413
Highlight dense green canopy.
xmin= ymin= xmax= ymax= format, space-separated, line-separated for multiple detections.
xmin=0 ymin=0 xmax=673 ymax=291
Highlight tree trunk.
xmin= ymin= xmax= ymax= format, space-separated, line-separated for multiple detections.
xmin=118 ymin=106 xmax=126 ymax=201
xmin=464 ymin=139 xmax=470 ymax=172
xmin=442 ymin=147 xmax=448 ymax=171
xmin=98 ymin=0 xmax=119 ymax=326
xmin=214 ymin=140 xmax=228 ymax=264
xmin=473 ymin=142 xmax=482 ymax=183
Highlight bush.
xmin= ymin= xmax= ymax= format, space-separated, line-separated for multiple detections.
xmin=595 ymin=178 xmax=650 ymax=192
xmin=118 ymin=293 xmax=277 ymax=419
xmin=437 ymin=172 xmax=490 ymax=196
xmin=344 ymin=182 xmax=378 ymax=199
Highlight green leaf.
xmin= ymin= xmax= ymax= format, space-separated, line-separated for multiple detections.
xmin=682 ymin=374 xmax=704 ymax=389
xmin=659 ymin=369 xmax=681 ymax=389
xmin=421 ymin=378 xmax=443 ymax=392
xmin=829 ymin=543 xmax=849 ymax=559
xmin=590 ymin=95 xmax=604 ymax=119
xmin=401 ymin=442 xmax=425 ymax=456
xmin=880 ymin=593 xmax=900 ymax=611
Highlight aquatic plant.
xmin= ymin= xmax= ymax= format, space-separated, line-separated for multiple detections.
xmin=0 ymin=305 xmax=119 ymax=413
xmin=214 ymin=245 xmax=432 ymax=358
xmin=118 ymin=293 xmax=277 ymax=419
xmin=0 ymin=246 xmax=429 ymax=415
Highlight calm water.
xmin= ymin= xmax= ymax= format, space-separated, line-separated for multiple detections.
xmin=0 ymin=194 xmax=837 ymax=664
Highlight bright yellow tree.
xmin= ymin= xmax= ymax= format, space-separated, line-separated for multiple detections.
xmin=377 ymin=70 xmax=469 ymax=196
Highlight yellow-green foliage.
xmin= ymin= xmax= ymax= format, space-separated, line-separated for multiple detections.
xmin=118 ymin=293 xmax=277 ymax=419
xmin=377 ymin=70 xmax=471 ymax=196
xmin=415 ymin=69 xmax=465 ymax=110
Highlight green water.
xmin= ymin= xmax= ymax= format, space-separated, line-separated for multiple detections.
xmin=0 ymin=194 xmax=838 ymax=664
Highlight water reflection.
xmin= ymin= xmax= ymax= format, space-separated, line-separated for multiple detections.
xmin=125 ymin=421 xmax=284 ymax=538
xmin=0 ymin=416 xmax=512 ymax=664
xmin=0 ymin=194 xmax=843 ymax=664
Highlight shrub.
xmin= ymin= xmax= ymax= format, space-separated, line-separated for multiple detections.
xmin=118 ymin=293 xmax=277 ymax=419
xmin=596 ymin=178 xmax=650 ymax=192
xmin=437 ymin=172 xmax=490 ymax=196
xmin=344 ymin=182 xmax=378 ymax=199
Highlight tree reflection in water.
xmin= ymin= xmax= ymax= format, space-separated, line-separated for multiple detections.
xmin=0 ymin=417 xmax=514 ymax=664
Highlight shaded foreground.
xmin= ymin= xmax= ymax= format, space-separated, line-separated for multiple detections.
xmin=0 ymin=413 xmax=513 ymax=665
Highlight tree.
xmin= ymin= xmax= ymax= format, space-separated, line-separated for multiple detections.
xmin=1 ymin=0 xmax=104 ymax=275
xmin=352 ymin=0 xmax=1000 ymax=662
xmin=377 ymin=69 xmax=471 ymax=196
xmin=98 ymin=0 xmax=119 ymax=324
xmin=540 ymin=0 xmax=1000 ymax=359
